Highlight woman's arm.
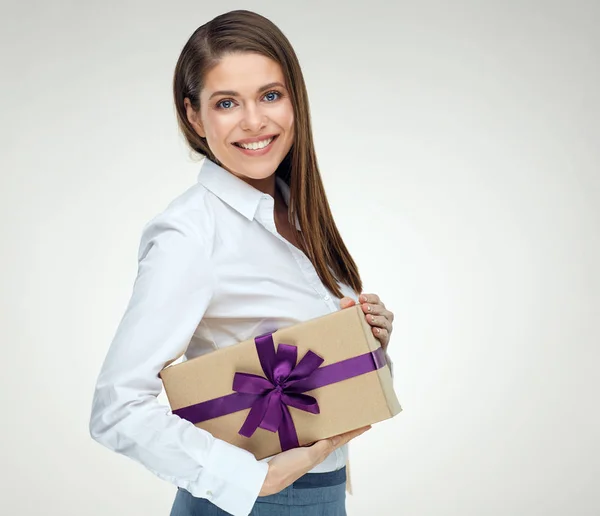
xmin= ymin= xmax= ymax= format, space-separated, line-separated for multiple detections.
xmin=89 ymin=210 xmax=267 ymax=516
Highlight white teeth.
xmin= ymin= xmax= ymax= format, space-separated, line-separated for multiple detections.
xmin=238 ymin=137 xmax=274 ymax=150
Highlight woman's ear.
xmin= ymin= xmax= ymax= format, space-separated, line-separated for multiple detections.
xmin=184 ymin=97 xmax=206 ymax=138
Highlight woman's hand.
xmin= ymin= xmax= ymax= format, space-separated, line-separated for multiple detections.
xmin=258 ymin=425 xmax=371 ymax=497
xmin=340 ymin=293 xmax=394 ymax=351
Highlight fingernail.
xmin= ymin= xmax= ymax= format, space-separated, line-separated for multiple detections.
xmin=332 ymin=436 xmax=342 ymax=446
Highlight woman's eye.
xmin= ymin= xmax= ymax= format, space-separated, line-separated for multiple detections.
xmin=264 ymin=91 xmax=281 ymax=102
xmin=216 ymin=99 xmax=234 ymax=110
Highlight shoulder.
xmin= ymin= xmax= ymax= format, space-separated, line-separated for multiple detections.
xmin=137 ymin=181 xmax=216 ymax=263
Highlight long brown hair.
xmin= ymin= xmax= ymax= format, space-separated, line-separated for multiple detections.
xmin=173 ymin=9 xmax=362 ymax=298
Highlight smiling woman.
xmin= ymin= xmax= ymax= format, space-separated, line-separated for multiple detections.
xmin=184 ymin=53 xmax=295 ymax=181
xmin=89 ymin=8 xmax=394 ymax=516
xmin=172 ymin=11 xmax=365 ymax=301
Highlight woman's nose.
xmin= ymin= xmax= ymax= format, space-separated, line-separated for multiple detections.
xmin=241 ymin=104 xmax=267 ymax=132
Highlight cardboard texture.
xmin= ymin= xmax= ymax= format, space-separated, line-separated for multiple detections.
xmin=159 ymin=304 xmax=402 ymax=460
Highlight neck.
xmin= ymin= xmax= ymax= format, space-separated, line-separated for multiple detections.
xmin=243 ymin=175 xmax=288 ymax=215
xmin=238 ymin=173 xmax=276 ymax=199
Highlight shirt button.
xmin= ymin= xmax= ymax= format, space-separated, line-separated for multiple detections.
xmin=206 ymin=490 xmax=213 ymax=498
xmin=324 ymin=294 xmax=330 ymax=300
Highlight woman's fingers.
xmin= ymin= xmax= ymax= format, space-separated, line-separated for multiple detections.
xmin=358 ymin=293 xmax=394 ymax=349
xmin=365 ymin=313 xmax=393 ymax=333
xmin=360 ymin=293 xmax=382 ymax=306
xmin=360 ymin=301 xmax=386 ymax=316
xmin=308 ymin=425 xmax=372 ymax=463
xmin=334 ymin=425 xmax=372 ymax=446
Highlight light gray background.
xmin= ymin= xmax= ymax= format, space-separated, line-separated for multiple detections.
xmin=1 ymin=1 xmax=598 ymax=515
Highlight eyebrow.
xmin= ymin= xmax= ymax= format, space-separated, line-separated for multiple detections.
xmin=208 ymin=82 xmax=286 ymax=100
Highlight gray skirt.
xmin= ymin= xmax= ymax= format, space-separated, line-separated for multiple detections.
xmin=170 ymin=467 xmax=347 ymax=515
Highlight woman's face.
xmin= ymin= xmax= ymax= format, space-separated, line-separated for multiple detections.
xmin=186 ymin=52 xmax=295 ymax=184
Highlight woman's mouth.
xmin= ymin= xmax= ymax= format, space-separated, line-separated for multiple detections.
xmin=232 ymin=135 xmax=279 ymax=156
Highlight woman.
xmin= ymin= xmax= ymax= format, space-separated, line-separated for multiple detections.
xmin=89 ymin=9 xmax=395 ymax=516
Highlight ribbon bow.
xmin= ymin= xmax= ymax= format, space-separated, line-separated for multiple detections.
xmin=233 ymin=332 xmax=324 ymax=451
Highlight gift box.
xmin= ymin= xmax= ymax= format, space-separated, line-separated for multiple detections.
xmin=159 ymin=304 xmax=402 ymax=460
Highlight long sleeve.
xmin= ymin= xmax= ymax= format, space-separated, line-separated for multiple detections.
xmin=89 ymin=212 xmax=268 ymax=516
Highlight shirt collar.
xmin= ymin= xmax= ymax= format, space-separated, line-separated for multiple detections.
xmin=197 ymin=158 xmax=294 ymax=226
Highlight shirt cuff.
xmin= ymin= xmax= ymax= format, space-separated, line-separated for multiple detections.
xmin=189 ymin=438 xmax=269 ymax=516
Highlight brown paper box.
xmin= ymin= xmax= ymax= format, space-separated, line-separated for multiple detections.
xmin=159 ymin=304 xmax=402 ymax=460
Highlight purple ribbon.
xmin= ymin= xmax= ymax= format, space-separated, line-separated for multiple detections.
xmin=172 ymin=332 xmax=387 ymax=452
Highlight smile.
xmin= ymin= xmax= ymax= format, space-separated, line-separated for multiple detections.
xmin=232 ymin=135 xmax=279 ymax=156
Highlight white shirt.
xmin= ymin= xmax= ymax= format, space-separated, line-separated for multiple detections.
xmin=89 ymin=157 xmax=392 ymax=516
